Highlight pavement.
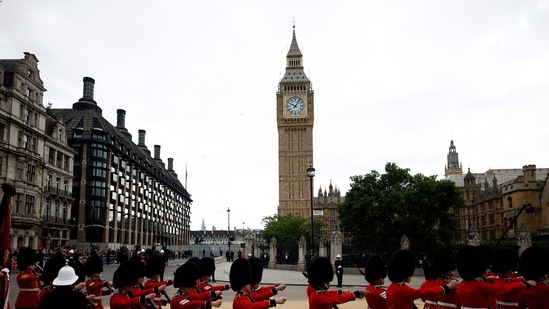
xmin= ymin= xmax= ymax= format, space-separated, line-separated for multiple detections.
xmin=7 ymin=257 xmax=429 ymax=308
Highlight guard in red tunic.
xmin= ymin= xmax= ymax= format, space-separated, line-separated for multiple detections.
xmin=15 ymin=247 xmax=41 ymax=309
xmin=231 ymin=258 xmax=286 ymax=309
xmin=144 ymin=255 xmax=173 ymax=308
xmin=386 ymin=249 xmax=458 ymax=309
xmin=248 ymin=256 xmax=286 ymax=301
xmin=38 ymin=252 xmax=66 ymax=301
xmin=85 ymin=252 xmax=113 ymax=309
xmin=129 ymin=257 xmax=166 ymax=309
xmin=418 ymin=252 xmax=438 ymax=309
xmin=109 ymin=260 xmax=157 ymax=309
xmin=518 ymin=246 xmax=549 ymax=309
xmin=170 ymin=261 xmax=222 ymax=309
xmin=364 ymin=254 xmax=387 ymax=309
xmin=490 ymin=247 xmax=523 ymax=309
xmin=198 ymin=257 xmax=230 ymax=295
xmin=455 ymin=245 xmax=535 ymax=309
xmin=432 ymin=247 xmax=459 ymax=309
xmin=307 ymin=256 xmax=368 ymax=309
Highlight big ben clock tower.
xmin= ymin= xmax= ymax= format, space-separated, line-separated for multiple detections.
xmin=277 ymin=25 xmax=314 ymax=218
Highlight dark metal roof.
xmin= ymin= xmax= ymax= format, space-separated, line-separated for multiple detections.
xmin=50 ymin=105 xmax=191 ymax=200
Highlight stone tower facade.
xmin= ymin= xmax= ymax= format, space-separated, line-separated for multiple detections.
xmin=277 ymin=26 xmax=315 ymax=218
xmin=314 ymin=181 xmax=343 ymax=237
xmin=445 ymin=139 xmax=462 ymax=176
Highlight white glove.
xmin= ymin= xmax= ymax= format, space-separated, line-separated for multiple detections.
xmin=1 ymin=268 xmax=9 ymax=274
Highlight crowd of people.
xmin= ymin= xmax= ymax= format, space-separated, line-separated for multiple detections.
xmin=3 ymin=244 xmax=549 ymax=308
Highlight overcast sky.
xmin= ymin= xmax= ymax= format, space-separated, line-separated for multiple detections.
xmin=2 ymin=1 xmax=548 ymax=231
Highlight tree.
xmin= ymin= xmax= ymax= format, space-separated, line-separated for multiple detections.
xmin=338 ymin=163 xmax=465 ymax=250
xmin=262 ymin=213 xmax=323 ymax=245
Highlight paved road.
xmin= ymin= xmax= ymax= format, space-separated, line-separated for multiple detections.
xmin=7 ymin=257 xmax=427 ymax=308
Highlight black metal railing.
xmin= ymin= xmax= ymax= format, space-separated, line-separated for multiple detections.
xmin=44 ymin=186 xmax=73 ymax=198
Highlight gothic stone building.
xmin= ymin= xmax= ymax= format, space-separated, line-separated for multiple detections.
xmin=444 ymin=141 xmax=549 ymax=242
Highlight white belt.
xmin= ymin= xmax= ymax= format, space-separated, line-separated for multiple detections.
xmin=154 ymin=297 xmax=163 ymax=301
xmin=93 ymin=296 xmax=102 ymax=300
xmin=496 ymin=301 xmax=518 ymax=306
xmin=425 ymin=300 xmax=437 ymax=305
xmin=438 ymin=301 xmax=457 ymax=308
xmin=20 ymin=288 xmax=40 ymax=291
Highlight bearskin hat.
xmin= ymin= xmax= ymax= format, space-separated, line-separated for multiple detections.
xmin=85 ymin=253 xmax=104 ymax=276
xmin=387 ymin=249 xmax=416 ymax=283
xmin=491 ymin=247 xmax=519 ymax=274
xmin=230 ymin=258 xmax=253 ymax=292
xmin=307 ymin=257 xmax=334 ymax=289
xmin=42 ymin=252 xmax=67 ymax=284
xmin=364 ymin=255 xmax=387 ymax=284
xmin=128 ymin=257 xmax=146 ymax=278
xmin=174 ymin=261 xmax=200 ymax=288
xmin=456 ymin=246 xmax=487 ymax=281
xmin=519 ymin=246 xmax=549 ymax=280
xmin=17 ymin=247 xmax=37 ymax=271
xmin=248 ymin=257 xmax=263 ymax=284
xmin=433 ymin=247 xmax=456 ymax=277
xmin=422 ymin=251 xmax=436 ymax=281
xmin=113 ymin=260 xmax=140 ymax=288
xmin=145 ymin=255 xmax=164 ymax=278
xmin=186 ymin=257 xmax=205 ymax=277
xmin=200 ymin=257 xmax=215 ymax=277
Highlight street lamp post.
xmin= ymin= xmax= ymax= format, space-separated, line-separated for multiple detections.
xmin=307 ymin=165 xmax=316 ymax=256
xmin=227 ymin=207 xmax=231 ymax=255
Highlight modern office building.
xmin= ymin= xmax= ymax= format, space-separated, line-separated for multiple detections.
xmin=50 ymin=77 xmax=192 ymax=247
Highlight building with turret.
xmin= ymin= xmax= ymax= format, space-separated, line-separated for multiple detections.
xmin=444 ymin=140 xmax=549 ymax=242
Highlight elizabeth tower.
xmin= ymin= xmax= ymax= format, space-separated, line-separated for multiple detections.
xmin=277 ymin=25 xmax=314 ymax=218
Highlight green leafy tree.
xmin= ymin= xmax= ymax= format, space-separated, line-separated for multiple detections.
xmin=262 ymin=213 xmax=323 ymax=245
xmin=338 ymin=163 xmax=465 ymax=249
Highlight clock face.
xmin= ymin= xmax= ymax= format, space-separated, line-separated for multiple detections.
xmin=285 ymin=96 xmax=305 ymax=115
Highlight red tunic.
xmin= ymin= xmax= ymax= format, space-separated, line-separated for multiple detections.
xmin=518 ymin=281 xmax=549 ymax=309
xmin=249 ymin=285 xmax=277 ymax=301
xmin=455 ymin=278 xmax=527 ymax=309
xmin=233 ymin=291 xmax=276 ymax=309
xmin=307 ymin=285 xmax=359 ymax=309
xmin=386 ymin=281 xmax=445 ymax=309
xmin=170 ymin=290 xmax=213 ymax=309
xmin=365 ymin=284 xmax=386 ymax=309
xmin=85 ymin=278 xmax=112 ymax=309
xmin=490 ymin=275 xmax=523 ymax=309
xmin=144 ymin=280 xmax=169 ymax=309
xmin=196 ymin=280 xmax=229 ymax=293
xmin=15 ymin=271 xmax=41 ymax=309
xmin=435 ymin=277 xmax=458 ymax=309
xmin=419 ymin=279 xmax=438 ymax=309
xmin=109 ymin=289 xmax=148 ymax=309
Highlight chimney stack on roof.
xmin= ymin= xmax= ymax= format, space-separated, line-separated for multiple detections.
xmin=83 ymin=77 xmax=95 ymax=100
xmin=154 ymin=145 xmax=161 ymax=160
xmin=138 ymin=129 xmax=146 ymax=146
xmin=116 ymin=109 xmax=126 ymax=129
